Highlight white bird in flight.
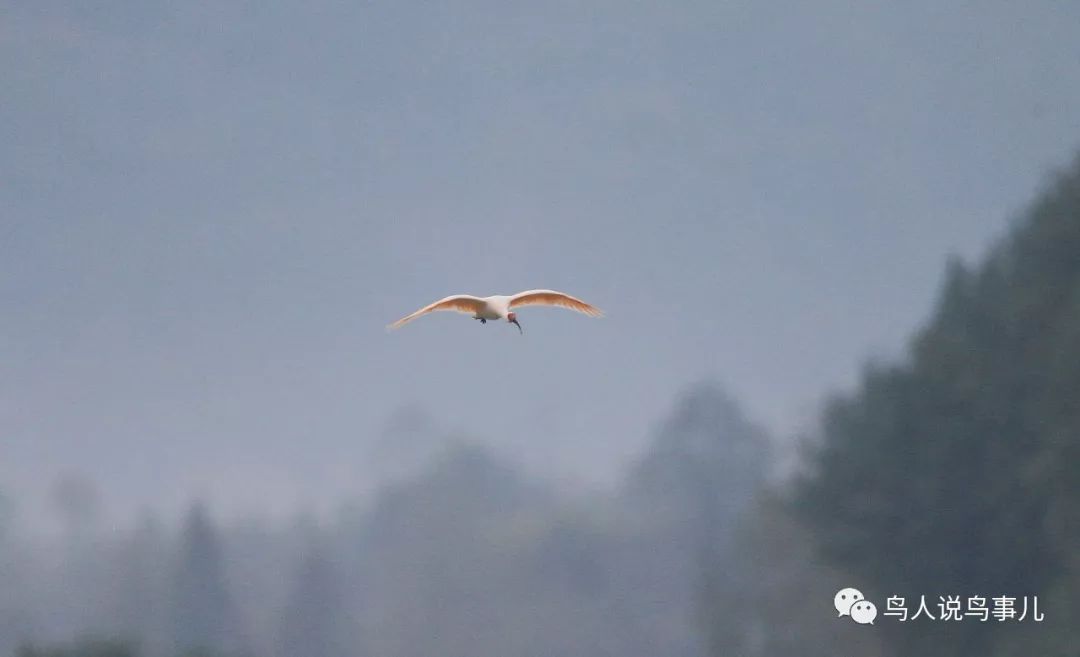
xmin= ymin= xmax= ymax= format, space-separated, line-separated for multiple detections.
xmin=387 ymin=289 xmax=603 ymax=334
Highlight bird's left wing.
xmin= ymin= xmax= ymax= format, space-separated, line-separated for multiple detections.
xmin=508 ymin=289 xmax=603 ymax=317
xmin=387 ymin=295 xmax=486 ymax=330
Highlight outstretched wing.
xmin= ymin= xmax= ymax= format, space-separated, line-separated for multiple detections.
xmin=508 ymin=289 xmax=603 ymax=317
xmin=387 ymin=295 xmax=487 ymax=330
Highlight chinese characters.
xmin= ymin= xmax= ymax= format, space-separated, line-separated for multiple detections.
xmin=882 ymin=595 xmax=1044 ymax=622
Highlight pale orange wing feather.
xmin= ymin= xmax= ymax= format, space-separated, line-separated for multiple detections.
xmin=387 ymin=295 xmax=486 ymax=330
xmin=508 ymin=290 xmax=603 ymax=317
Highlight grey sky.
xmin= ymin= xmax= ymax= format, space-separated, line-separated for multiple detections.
xmin=3 ymin=1 xmax=1080 ymax=528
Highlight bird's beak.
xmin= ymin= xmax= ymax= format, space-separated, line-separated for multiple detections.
xmin=510 ymin=318 xmax=522 ymax=334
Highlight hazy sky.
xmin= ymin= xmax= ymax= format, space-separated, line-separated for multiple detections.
xmin=4 ymin=1 xmax=1080 ymax=528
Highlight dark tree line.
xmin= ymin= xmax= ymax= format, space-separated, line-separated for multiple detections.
xmin=795 ymin=154 xmax=1080 ymax=656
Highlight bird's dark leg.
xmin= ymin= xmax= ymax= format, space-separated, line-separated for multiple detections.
xmin=474 ymin=317 xmax=487 ymax=324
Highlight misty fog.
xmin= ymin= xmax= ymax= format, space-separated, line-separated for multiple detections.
xmin=3 ymin=2 xmax=1080 ymax=656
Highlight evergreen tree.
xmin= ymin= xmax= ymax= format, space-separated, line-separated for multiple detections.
xmin=796 ymin=153 xmax=1080 ymax=655
xmin=170 ymin=503 xmax=240 ymax=657
xmin=627 ymin=381 xmax=770 ymax=555
xmin=625 ymin=382 xmax=771 ymax=657
xmin=106 ymin=514 xmax=169 ymax=657
xmin=278 ymin=545 xmax=353 ymax=657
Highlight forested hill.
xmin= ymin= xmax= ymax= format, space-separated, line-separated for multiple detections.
xmin=797 ymin=153 xmax=1080 ymax=656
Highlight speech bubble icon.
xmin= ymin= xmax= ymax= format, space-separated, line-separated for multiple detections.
xmin=850 ymin=600 xmax=878 ymax=625
xmin=834 ymin=588 xmax=864 ymax=616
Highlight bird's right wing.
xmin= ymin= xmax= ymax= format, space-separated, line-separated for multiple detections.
xmin=387 ymin=295 xmax=487 ymax=330
xmin=508 ymin=289 xmax=604 ymax=317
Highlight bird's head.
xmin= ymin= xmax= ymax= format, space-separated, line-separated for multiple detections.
xmin=507 ymin=312 xmax=522 ymax=334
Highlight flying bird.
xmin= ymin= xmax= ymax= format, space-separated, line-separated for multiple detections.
xmin=387 ymin=289 xmax=603 ymax=334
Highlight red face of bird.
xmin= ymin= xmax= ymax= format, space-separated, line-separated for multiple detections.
xmin=507 ymin=312 xmax=522 ymax=334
